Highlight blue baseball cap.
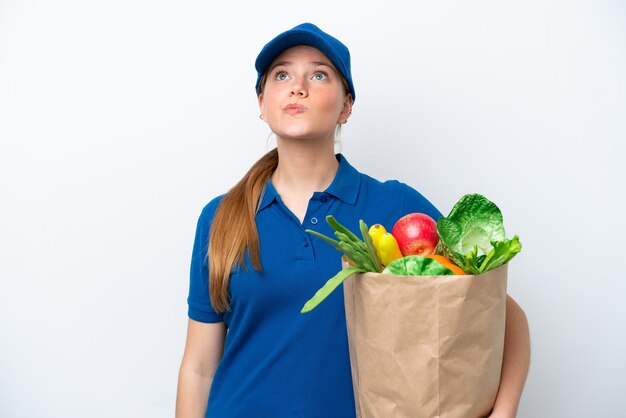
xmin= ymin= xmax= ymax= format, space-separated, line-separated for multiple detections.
xmin=254 ymin=23 xmax=355 ymax=102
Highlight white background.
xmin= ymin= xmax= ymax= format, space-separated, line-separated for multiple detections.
xmin=1 ymin=1 xmax=625 ymax=417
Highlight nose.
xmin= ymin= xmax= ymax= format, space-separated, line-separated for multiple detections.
xmin=290 ymin=79 xmax=308 ymax=98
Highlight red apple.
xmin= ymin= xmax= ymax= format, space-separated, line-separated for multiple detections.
xmin=391 ymin=213 xmax=439 ymax=256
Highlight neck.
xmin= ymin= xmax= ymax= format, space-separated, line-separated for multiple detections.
xmin=271 ymin=137 xmax=339 ymax=197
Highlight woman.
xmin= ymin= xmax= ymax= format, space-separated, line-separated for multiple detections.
xmin=176 ymin=23 xmax=530 ymax=418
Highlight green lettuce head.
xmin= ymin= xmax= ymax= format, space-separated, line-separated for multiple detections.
xmin=436 ymin=194 xmax=522 ymax=274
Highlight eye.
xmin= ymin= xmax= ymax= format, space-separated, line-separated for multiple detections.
xmin=274 ymin=70 xmax=290 ymax=81
xmin=312 ymin=71 xmax=328 ymax=81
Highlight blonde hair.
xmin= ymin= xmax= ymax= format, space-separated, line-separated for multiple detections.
xmin=208 ymin=148 xmax=279 ymax=312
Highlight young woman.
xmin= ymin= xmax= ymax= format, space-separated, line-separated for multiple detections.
xmin=175 ymin=23 xmax=530 ymax=418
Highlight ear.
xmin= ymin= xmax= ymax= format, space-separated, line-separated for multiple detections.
xmin=338 ymin=94 xmax=353 ymax=124
xmin=258 ymin=94 xmax=266 ymax=122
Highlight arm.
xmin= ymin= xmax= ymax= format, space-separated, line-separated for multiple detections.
xmin=176 ymin=319 xmax=227 ymax=418
xmin=490 ymin=295 xmax=531 ymax=418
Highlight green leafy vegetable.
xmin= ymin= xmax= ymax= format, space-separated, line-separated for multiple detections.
xmin=463 ymin=236 xmax=522 ymax=274
xmin=360 ymin=219 xmax=382 ymax=271
xmin=301 ymin=216 xmax=381 ymax=313
xmin=436 ymin=194 xmax=522 ymax=274
xmin=300 ymin=266 xmax=366 ymax=313
xmin=382 ymin=255 xmax=455 ymax=276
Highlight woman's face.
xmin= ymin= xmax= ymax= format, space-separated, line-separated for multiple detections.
xmin=258 ymin=45 xmax=352 ymax=142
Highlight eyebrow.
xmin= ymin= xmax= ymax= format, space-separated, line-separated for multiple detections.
xmin=268 ymin=60 xmax=337 ymax=73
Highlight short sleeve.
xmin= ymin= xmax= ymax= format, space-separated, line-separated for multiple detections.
xmin=402 ymin=184 xmax=443 ymax=221
xmin=186 ymin=196 xmax=225 ymax=323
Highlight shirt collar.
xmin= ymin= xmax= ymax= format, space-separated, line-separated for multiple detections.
xmin=257 ymin=179 xmax=278 ymax=212
xmin=257 ymin=153 xmax=361 ymax=213
xmin=325 ymin=153 xmax=361 ymax=205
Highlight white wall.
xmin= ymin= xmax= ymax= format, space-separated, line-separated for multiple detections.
xmin=1 ymin=1 xmax=625 ymax=417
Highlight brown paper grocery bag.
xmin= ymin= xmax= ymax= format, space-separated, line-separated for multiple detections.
xmin=343 ymin=263 xmax=508 ymax=418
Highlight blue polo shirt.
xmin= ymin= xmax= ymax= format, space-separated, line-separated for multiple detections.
xmin=187 ymin=153 xmax=441 ymax=418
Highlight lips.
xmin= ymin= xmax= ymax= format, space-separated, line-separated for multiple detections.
xmin=284 ymin=103 xmax=305 ymax=115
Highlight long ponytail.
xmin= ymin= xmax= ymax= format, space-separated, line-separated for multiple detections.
xmin=207 ymin=148 xmax=279 ymax=312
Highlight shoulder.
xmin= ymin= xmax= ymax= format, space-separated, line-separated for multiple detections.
xmin=358 ymin=172 xmax=442 ymax=221
xmin=198 ymin=194 xmax=226 ymax=226
xmin=357 ymin=170 xmax=403 ymax=193
xmin=191 ymin=194 xmax=227 ymax=242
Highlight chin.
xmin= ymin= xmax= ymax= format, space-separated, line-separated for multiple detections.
xmin=279 ymin=133 xmax=318 ymax=142
xmin=276 ymin=125 xmax=316 ymax=140
xmin=284 ymin=124 xmax=336 ymax=139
